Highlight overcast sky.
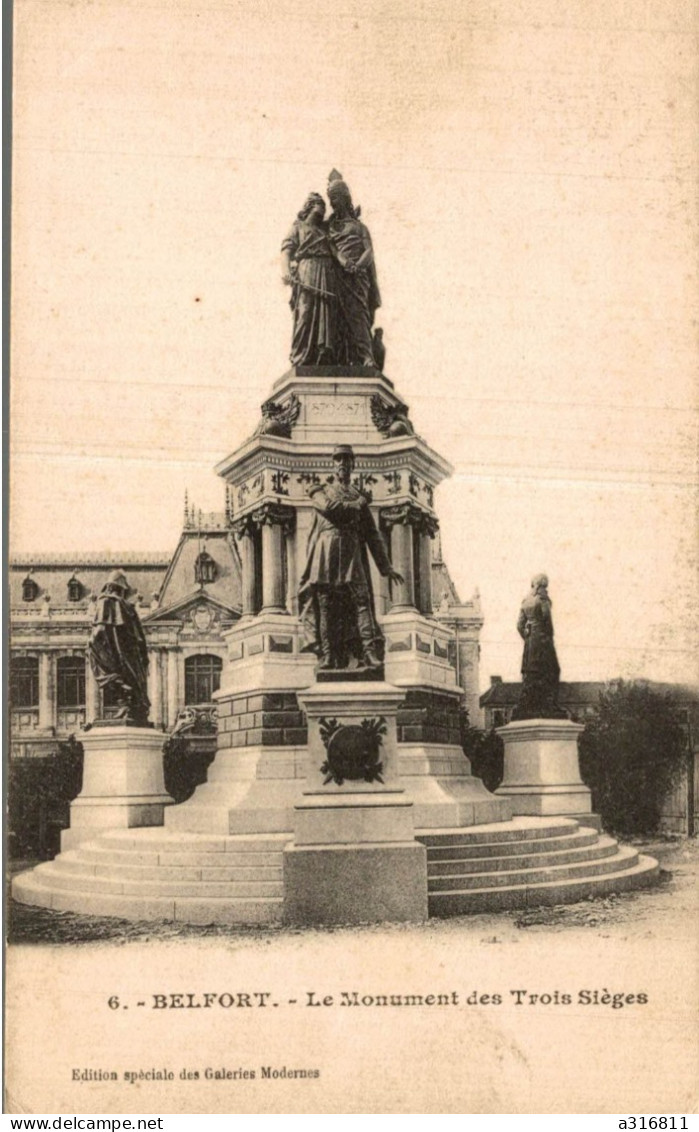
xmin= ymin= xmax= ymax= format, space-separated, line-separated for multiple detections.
xmin=10 ymin=0 xmax=698 ymax=688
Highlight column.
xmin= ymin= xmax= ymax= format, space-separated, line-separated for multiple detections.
xmin=253 ymin=504 xmax=295 ymax=614
xmin=148 ymin=649 xmax=163 ymax=729
xmin=166 ymin=650 xmax=181 ymax=731
xmin=382 ymin=505 xmax=418 ymax=611
xmin=85 ymin=657 xmax=100 ymax=724
xmin=233 ymin=517 xmax=257 ymax=616
xmin=38 ymin=651 xmax=56 ymax=732
xmin=417 ymin=514 xmax=438 ymax=616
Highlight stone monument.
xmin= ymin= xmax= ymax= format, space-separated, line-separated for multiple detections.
xmin=62 ymin=571 xmax=172 ymax=849
xmin=13 ymin=171 xmax=659 ymax=925
xmin=496 ymin=574 xmax=592 ymax=818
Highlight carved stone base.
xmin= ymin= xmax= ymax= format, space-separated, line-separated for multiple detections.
xmin=283 ymin=841 xmax=427 ymax=926
xmin=495 ymin=718 xmax=591 ymax=816
xmin=61 ymin=726 xmax=173 ymax=850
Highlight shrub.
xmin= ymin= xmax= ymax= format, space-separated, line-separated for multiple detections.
xmin=578 ymin=680 xmax=688 ymax=835
xmin=8 ymin=736 xmax=84 ymax=859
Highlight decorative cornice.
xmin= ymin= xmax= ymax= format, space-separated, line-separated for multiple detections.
xmin=380 ymin=502 xmax=439 ymax=535
xmin=251 ymin=502 xmax=296 ymax=532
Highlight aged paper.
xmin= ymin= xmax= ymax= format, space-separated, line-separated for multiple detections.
xmin=7 ymin=0 xmax=698 ymax=1115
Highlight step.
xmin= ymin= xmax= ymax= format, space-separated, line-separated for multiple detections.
xmin=428 ymin=854 xmax=659 ymax=915
xmin=12 ymin=872 xmax=283 ymax=925
xmin=427 ymin=836 xmax=619 ymax=875
xmin=77 ymin=845 xmax=284 ymax=869
xmin=427 ymin=845 xmax=639 ymax=891
xmin=423 ymin=828 xmax=599 ymax=861
xmin=416 ymin=817 xmax=580 ymax=847
xmin=97 ymin=830 xmax=291 ymax=853
xmin=52 ymin=856 xmax=283 ymax=881
xmin=32 ymin=863 xmax=284 ymax=900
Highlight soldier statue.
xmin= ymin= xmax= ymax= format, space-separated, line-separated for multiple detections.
xmin=299 ymin=445 xmax=402 ymax=672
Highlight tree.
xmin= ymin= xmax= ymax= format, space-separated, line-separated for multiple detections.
xmin=578 ymin=680 xmax=688 ymax=835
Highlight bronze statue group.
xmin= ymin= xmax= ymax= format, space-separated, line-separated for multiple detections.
xmin=281 ymin=170 xmax=382 ymax=370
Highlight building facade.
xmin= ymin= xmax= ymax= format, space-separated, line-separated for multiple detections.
xmin=9 ymin=499 xmax=483 ymax=763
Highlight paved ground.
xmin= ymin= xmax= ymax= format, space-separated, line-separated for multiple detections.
xmin=7 ymin=834 xmax=697 ymax=945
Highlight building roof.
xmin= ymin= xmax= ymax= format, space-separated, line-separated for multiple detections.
xmin=9 ymin=508 xmax=242 ymax=621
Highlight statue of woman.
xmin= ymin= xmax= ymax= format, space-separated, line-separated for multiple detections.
xmin=512 ymin=573 xmax=567 ymax=720
xmin=326 ymin=171 xmax=381 ymax=367
xmin=281 ymin=192 xmax=337 ymax=366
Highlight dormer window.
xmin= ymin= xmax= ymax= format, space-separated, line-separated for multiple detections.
xmin=22 ymin=575 xmax=39 ymax=602
xmin=67 ymin=575 xmax=83 ymax=602
xmin=194 ymin=549 xmax=217 ymax=585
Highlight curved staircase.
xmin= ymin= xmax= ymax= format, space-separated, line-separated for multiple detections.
xmin=418 ymin=817 xmax=658 ymax=916
xmin=12 ymin=829 xmax=287 ymax=926
xmin=12 ymin=816 xmax=658 ymax=925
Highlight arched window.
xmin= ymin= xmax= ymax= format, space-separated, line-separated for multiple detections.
xmin=22 ymin=575 xmax=39 ymax=602
xmin=194 ymin=550 xmax=217 ymax=585
xmin=185 ymin=654 xmax=222 ymax=705
xmin=57 ymin=656 xmax=86 ymax=709
xmin=67 ymin=575 xmax=83 ymax=602
xmin=10 ymin=655 xmax=39 ymax=708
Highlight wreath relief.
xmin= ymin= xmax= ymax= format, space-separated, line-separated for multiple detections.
xmin=318 ymin=716 xmax=388 ymax=786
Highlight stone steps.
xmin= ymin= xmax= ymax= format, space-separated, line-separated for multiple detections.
xmin=428 ymin=844 xmax=638 ymax=891
xmin=418 ymin=820 xmax=659 ymax=915
xmin=417 ymin=817 xmax=581 ymax=847
xmin=11 ymin=830 xmax=290 ymax=925
xmin=11 ymin=872 xmax=283 ymax=925
xmin=427 ymin=835 xmax=620 ymax=876
xmin=424 ymin=827 xmax=601 ymax=860
xmin=428 ymin=855 xmax=659 ymax=915
xmin=11 ymin=816 xmax=660 ymax=925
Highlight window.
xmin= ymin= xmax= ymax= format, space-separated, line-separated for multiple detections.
xmin=185 ymin=654 xmax=222 ymax=705
xmin=57 ymin=656 xmax=86 ymax=709
xmin=10 ymin=656 xmax=39 ymax=708
xmin=194 ymin=550 xmax=217 ymax=585
xmin=22 ymin=576 xmax=39 ymax=602
xmin=67 ymin=576 xmax=83 ymax=602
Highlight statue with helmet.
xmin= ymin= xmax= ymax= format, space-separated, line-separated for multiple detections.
xmin=281 ymin=171 xmax=382 ymax=369
xmin=89 ymin=570 xmax=151 ymax=726
xmin=298 ymin=445 xmax=403 ymax=673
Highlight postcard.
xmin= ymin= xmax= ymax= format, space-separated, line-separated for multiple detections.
xmin=7 ymin=0 xmax=698 ymax=1115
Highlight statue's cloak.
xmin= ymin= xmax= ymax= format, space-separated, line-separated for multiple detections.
xmin=89 ymin=590 xmax=150 ymax=716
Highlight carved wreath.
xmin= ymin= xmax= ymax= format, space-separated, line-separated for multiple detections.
xmin=318 ymin=716 xmax=387 ymax=786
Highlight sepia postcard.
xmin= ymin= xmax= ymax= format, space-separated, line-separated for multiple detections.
xmin=6 ymin=0 xmax=698 ymax=1116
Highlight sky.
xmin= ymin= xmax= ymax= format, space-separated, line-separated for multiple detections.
xmin=10 ymin=0 xmax=698 ymax=688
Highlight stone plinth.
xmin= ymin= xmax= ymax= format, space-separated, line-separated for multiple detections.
xmin=62 ymin=726 xmax=173 ymax=849
xmin=284 ymin=680 xmax=427 ymax=925
xmin=495 ymin=718 xmax=591 ymax=816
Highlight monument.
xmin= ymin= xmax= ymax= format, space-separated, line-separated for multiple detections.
xmin=496 ymin=574 xmax=592 ymax=818
xmin=12 ymin=171 xmax=659 ymax=925
xmin=61 ymin=571 xmax=173 ymax=849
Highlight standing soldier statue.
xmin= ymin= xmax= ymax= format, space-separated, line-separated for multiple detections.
xmin=299 ymin=445 xmax=403 ymax=672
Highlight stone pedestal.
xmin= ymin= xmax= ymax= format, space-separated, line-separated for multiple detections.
xmin=61 ymin=726 xmax=173 ymax=849
xmin=495 ymin=718 xmax=592 ymax=816
xmin=284 ymin=681 xmax=428 ymax=925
